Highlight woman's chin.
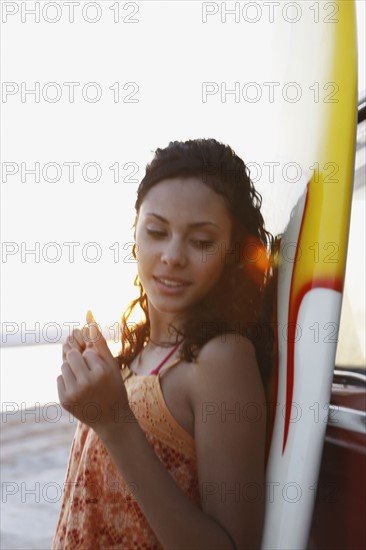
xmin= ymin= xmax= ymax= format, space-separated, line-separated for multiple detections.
xmin=149 ymin=293 xmax=193 ymax=316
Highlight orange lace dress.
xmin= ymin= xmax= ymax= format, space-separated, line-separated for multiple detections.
xmin=51 ymin=356 xmax=201 ymax=549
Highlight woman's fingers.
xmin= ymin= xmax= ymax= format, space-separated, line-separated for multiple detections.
xmin=61 ymin=360 xmax=77 ymax=386
xmin=56 ymin=374 xmax=67 ymax=403
xmin=73 ymin=328 xmax=86 ymax=349
xmin=63 ymin=349 xmax=92 ymax=385
xmin=57 ymin=336 xmax=130 ymax=431
xmin=62 ymin=328 xmax=87 ymax=360
xmin=86 ymin=310 xmax=116 ymax=368
xmin=62 ymin=342 xmax=71 ymax=361
xmin=58 ymin=349 xmax=106 ymax=406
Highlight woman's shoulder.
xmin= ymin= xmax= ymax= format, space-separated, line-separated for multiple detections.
xmin=190 ymin=333 xmax=264 ymax=406
xmin=195 ymin=333 xmax=257 ymax=379
xmin=198 ymin=333 xmax=256 ymax=362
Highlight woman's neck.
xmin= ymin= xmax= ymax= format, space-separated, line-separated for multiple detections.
xmin=147 ymin=302 xmax=185 ymax=346
xmin=148 ymin=336 xmax=182 ymax=348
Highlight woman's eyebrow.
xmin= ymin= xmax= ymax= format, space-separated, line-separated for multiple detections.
xmin=145 ymin=212 xmax=220 ymax=228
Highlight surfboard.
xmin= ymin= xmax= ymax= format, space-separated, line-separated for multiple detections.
xmin=261 ymin=2 xmax=358 ymax=548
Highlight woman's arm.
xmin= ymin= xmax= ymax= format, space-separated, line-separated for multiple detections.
xmin=192 ymin=334 xmax=267 ymax=549
xmin=101 ymin=411 xmax=236 ymax=550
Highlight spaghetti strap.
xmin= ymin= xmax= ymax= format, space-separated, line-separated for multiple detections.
xmin=156 ymin=356 xmax=182 ymax=378
xmin=150 ymin=340 xmax=182 ymax=375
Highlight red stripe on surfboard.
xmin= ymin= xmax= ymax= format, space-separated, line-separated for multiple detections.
xmin=282 ymin=187 xmax=343 ymax=454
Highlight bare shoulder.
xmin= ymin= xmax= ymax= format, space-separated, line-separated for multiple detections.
xmin=191 ymin=333 xmax=265 ymax=406
xmin=199 ymin=332 xmax=256 ymax=361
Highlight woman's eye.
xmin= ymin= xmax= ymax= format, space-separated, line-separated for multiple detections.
xmin=146 ymin=229 xmax=165 ymax=238
xmin=146 ymin=229 xmax=213 ymax=248
xmin=191 ymin=240 xmax=214 ymax=248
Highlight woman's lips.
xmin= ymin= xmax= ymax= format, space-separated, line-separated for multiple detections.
xmin=153 ymin=276 xmax=191 ymax=294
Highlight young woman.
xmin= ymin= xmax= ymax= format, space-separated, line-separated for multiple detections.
xmin=52 ymin=138 xmax=277 ymax=549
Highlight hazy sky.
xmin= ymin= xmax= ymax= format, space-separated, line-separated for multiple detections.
xmin=2 ymin=0 xmax=365 ymax=339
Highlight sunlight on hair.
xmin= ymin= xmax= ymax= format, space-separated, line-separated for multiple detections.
xmin=241 ymin=236 xmax=273 ymax=286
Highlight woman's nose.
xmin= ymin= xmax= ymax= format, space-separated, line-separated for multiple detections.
xmin=160 ymin=238 xmax=187 ymax=267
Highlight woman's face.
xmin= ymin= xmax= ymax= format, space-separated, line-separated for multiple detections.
xmin=134 ymin=176 xmax=232 ymax=318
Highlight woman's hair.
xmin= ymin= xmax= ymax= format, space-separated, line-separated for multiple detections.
xmin=116 ymin=138 xmax=279 ymax=387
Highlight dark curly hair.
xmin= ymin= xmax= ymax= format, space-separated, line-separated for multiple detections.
xmin=116 ymin=138 xmax=279 ymax=387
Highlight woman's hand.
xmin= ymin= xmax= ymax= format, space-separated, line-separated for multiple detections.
xmin=62 ymin=327 xmax=88 ymax=360
xmin=57 ymin=310 xmax=131 ymax=439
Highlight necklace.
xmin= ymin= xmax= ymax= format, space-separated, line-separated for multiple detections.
xmin=148 ymin=337 xmax=182 ymax=348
